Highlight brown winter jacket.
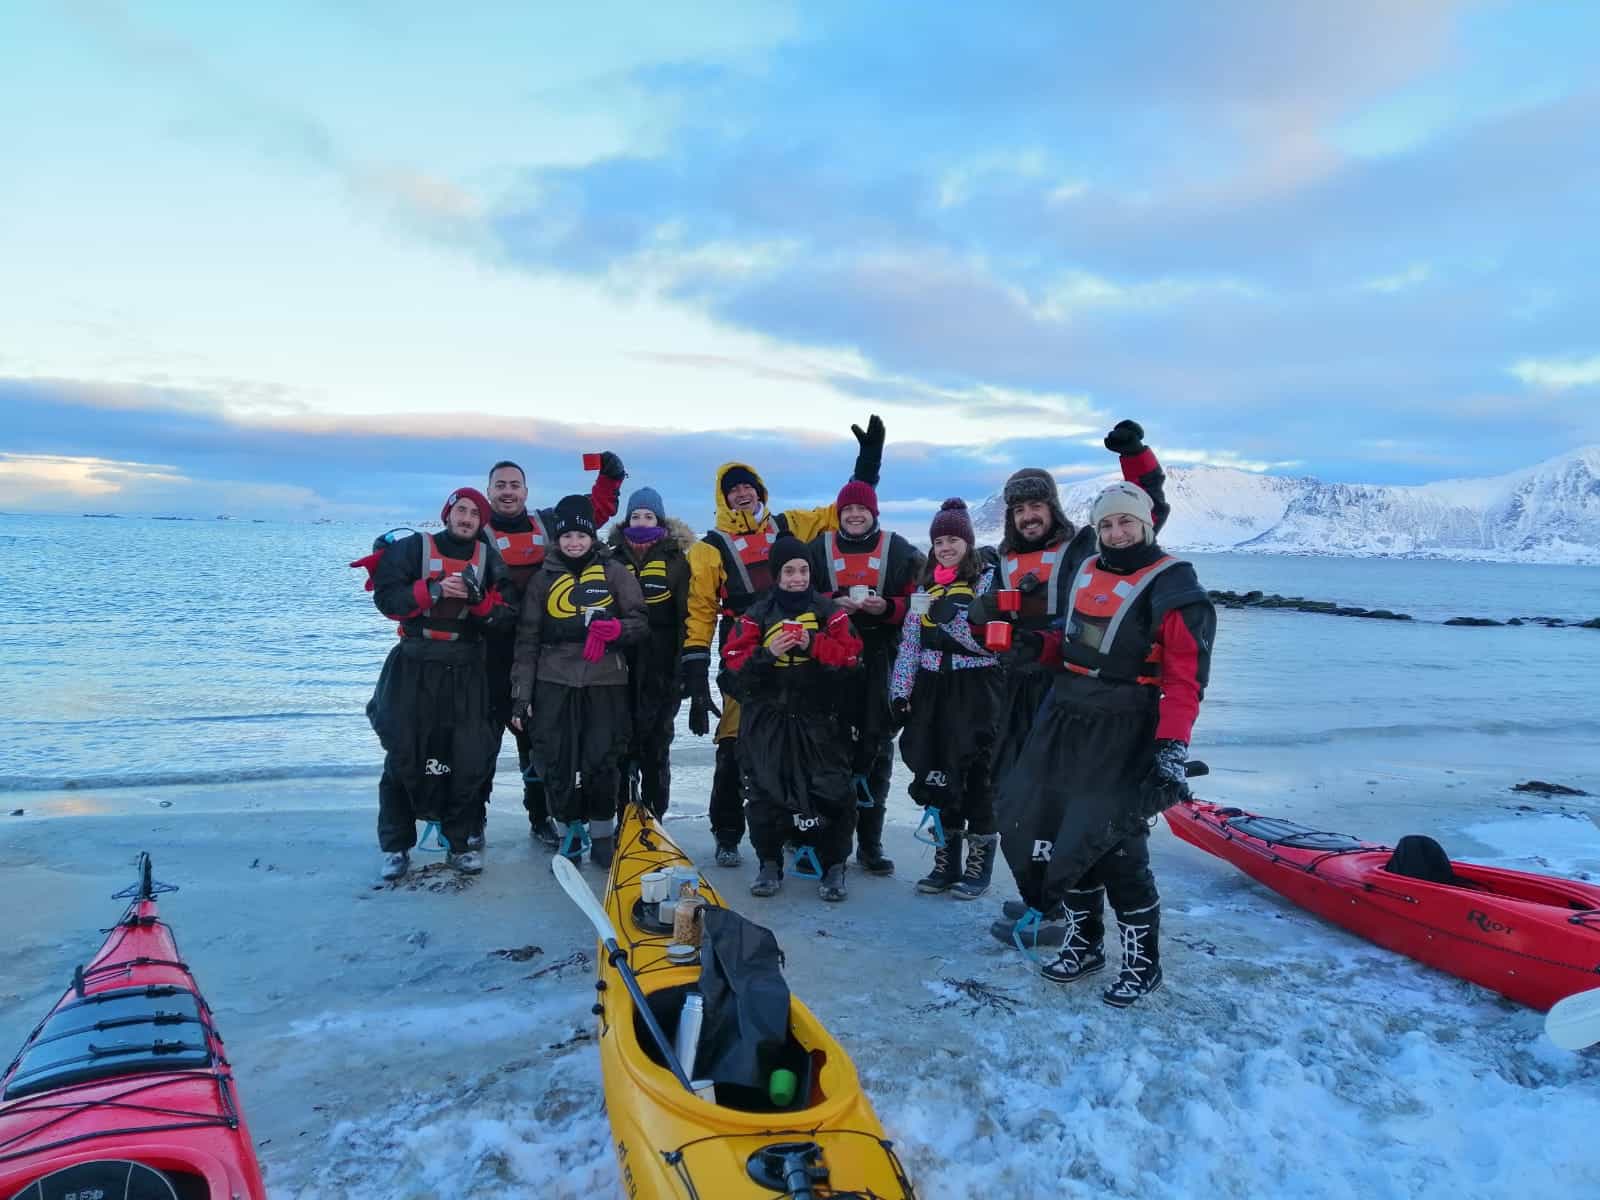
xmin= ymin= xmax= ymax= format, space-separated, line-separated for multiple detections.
xmin=510 ymin=553 xmax=647 ymax=699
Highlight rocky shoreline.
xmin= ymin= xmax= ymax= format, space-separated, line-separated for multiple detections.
xmin=1209 ymin=589 xmax=1600 ymax=629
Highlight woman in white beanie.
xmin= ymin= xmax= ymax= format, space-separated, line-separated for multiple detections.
xmin=994 ymin=478 xmax=1216 ymax=1007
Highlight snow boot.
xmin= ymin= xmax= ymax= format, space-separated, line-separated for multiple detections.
xmin=446 ymin=849 xmax=483 ymax=875
xmin=854 ymin=799 xmax=894 ymax=875
xmin=818 ymin=864 xmax=849 ymax=902
xmin=915 ymin=831 xmax=963 ymax=894
xmin=1102 ymin=904 xmax=1163 ymax=1007
xmin=528 ymin=815 xmax=560 ymax=850
xmin=952 ymin=832 xmax=998 ymax=900
xmin=715 ymin=841 xmax=743 ymax=868
xmin=1040 ymin=889 xmax=1109 ymax=984
xmin=380 ymin=851 xmax=409 ymax=882
xmin=750 ymin=860 xmax=783 ymax=898
xmin=589 ymin=835 xmax=615 ymax=870
xmin=989 ymin=912 xmax=1067 ymax=950
xmin=1002 ymin=898 xmax=1066 ymax=921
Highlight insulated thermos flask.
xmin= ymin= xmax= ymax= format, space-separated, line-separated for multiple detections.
xmin=676 ymin=991 xmax=704 ymax=1079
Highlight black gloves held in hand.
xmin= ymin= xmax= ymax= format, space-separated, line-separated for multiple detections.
xmin=1103 ymin=419 xmax=1146 ymax=456
xmin=1141 ymin=738 xmax=1189 ymax=803
xmin=680 ymin=650 xmax=721 ymax=736
xmin=598 ymin=451 xmax=627 ymax=480
xmin=460 ymin=564 xmax=484 ymax=606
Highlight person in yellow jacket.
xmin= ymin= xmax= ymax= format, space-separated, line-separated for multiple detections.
xmin=680 ymin=415 xmax=886 ymax=867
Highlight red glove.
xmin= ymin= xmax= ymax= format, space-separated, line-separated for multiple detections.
xmin=583 ymin=617 xmax=623 ymax=663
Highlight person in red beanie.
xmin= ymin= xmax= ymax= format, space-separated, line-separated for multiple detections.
xmin=366 ymin=487 xmax=516 ymax=882
xmin=806 ymin=479 xmax=924 ymax=875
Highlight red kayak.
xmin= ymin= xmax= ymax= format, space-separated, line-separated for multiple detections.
xmin=1165 ymin=800 xmax=1600 ymax=1011
xmin=0 ymin=854 xmax=267 ymax=1200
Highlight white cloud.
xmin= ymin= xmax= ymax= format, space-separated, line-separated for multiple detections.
xmin=0 ymin=453 xmax=185 ymax=502
xmin=1037 ymin=270 xmax=1260 ymax=318
xmin=1360 ymin=263 xmax=1431 ymax=293
xmin=1510 ymin=354 xmax=1600 ymax=391
xmin=1150 ymin=446 xmax=1304 ymax=473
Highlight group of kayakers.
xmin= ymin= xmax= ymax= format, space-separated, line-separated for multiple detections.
xmin=357 ymin=416 xmax=1215 ymax=1006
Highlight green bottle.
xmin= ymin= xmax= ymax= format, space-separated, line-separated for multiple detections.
xmin=768 ymin=1068 xmax=798 ymax=1107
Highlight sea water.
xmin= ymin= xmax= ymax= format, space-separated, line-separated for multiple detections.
xmin=2 ymin=515 xmax=1598 ymax=794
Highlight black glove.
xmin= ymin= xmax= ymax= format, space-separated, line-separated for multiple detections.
xmin=1015 ymin=570 xmax=1043 ymax=595
xmin=511 ymin=698 xmax=533 ymax=727
xmin=681 ymin=650 xmax=721 ymax=736
xmin=1103 ymin=419 xmax=1147 ymax=456
xmin=1142 ymin=738 xmax=1188 ymax=801
xmin=890 ymin=697 xmax=911 ymax=729
xmin=598 ymin=451 xmax=627 ymax=481
xmin=1003 ymin=627 xmax=1044 ymax=664
xmin=459 ymin=564 xmax=484 ymax=606
xmin=850 ymin=414 xmax=885 ymax=486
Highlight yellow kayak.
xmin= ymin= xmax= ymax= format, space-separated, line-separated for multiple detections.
xmin=555 ymin=801 xmax=916 ymax=1199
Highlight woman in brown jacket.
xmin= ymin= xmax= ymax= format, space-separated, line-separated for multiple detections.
xmin=510 ymin=495 xmax=647 ymax=868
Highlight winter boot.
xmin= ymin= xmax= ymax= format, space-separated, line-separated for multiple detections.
xmin=1102 ymin=904 xmax=1163 ymax=1007
xmin=952 ymin=833 xmax=998 ymax=900
xmin=446 ymin=849 xmax=483 ymax=875
xmin=750 ymin=860 xmax=783 ymax=898
xmin=818 ymin=864 xmax=849 ymax=902
xmin=989 ymin=898 xmax=1068 ymax=949
xmin=1002 ymin=899 xmax=1066 ymax=921
xmin=528 ymin=815 xmax=560 ymax=850
xmin=854 ymin=800 xmax=894 ymax=875
xmin=1040 ymin=889 xmax=1109 ymax=984
xmin=915 ymin=831 xmax=964 ymax=894
xmin=380 ymin=851 xmax=409 ymax=882
xmin=589 ymin=836 xmax=615 ymax=870
xmin=715 ymin=841 xmax=743 ymax=868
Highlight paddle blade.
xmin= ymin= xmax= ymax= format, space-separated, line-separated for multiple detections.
xmin=551 ymin=854 xmax=619 ymax=946
xmin=1545 ymin=985 xmax=1600 ymax=1050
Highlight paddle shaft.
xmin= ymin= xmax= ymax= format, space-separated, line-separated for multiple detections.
xmin=551 ymin=854 xmax=699 ymax=1093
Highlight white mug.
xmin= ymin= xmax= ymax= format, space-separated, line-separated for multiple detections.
xmin=640 ymin=871 xmax=668 ymax=904
xmin=908 ymin=591 xmax=933 ymax=615
xmin=848 ymin=584 xmax=871 ymax=604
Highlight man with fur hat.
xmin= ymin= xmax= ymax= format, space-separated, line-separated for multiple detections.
xmin=719 ymin=535 xmax=865 ymax=901
xmin=806 ymin=478 xmax=924 ymax=875
xmin=681 ymin=415 xmax=886 ymax=867
xmin=480 ymin=453 xmax=626 ymax=848
xmin=367 ymin=487 xmax=517 ymax=882
xmin=995 ymin=476 xmax=1215 ymax=1007
xmin=605 ymin=485 xmax=694 ymax=818
xmin=509 ymin=495 xmax=647 ymax=869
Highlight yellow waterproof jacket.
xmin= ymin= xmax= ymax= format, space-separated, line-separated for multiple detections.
xmin=684 ymin=461 xmax=838 ymax=652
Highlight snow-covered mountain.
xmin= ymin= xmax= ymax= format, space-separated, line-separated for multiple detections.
xmin=971 ymin=447 xmax=1600 ymax=564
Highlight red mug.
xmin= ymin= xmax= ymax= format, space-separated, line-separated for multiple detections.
xmin=996 ymin=589 xmax=1021 ymax=613
xmin=985 ymin=621 xmax=1012 ymax=651
xmin=781 ymin=620 xmax=804 ymax=638
xmin=582 ymin=452 xmax=602 ymax=471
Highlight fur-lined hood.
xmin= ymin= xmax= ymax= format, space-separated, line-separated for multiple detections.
xmin=604 ymin=515 xmax=695 ymax=556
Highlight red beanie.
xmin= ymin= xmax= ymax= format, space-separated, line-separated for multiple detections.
xmin=835 ymin=479 xmax=879 ymax=518
xmin=441 ymin=487 xmax=491 ymax=528
xmin=928 ymin=497 xmax=974 ymax=544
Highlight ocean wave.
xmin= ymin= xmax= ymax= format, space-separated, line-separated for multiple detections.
xmin=7 ymin=711 xmax=356 ymax=729
xmin=1206 ymin=716 xmax=1600 ymax=747
xmin=0 ymin=761 xmax=379 ymax=793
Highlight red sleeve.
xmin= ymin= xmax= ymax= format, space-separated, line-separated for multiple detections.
xmin=1038 ymin=628 xmax=1064 ymax=669
xmin=589 ymin=473 xmax=622 ymax=526
xmin=350 ymin=551 xmax=383 ymax=592
xmin=1155 ymin=608 xmax=1202 ymax=742
xmin=1120 ymin=448 xmax=1159 ymax=482
xmin=468 ymin=586 xmax=502 ymax=618
xmin=812 ymin=610 xmax=863 ymax=668
xmin=721 ymin=618 xmax=763 ymax=672
xmin=408 ymin=578 xmax=433 ymax=615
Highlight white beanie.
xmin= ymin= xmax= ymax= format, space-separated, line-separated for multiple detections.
xmin=1090 ymin=481 xmax=1154 ymax=543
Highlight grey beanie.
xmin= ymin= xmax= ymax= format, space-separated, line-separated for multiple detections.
xmin=1090 ymin=481 xmax=1155 ymax=542
xmin=625 ymin=486 xmax=667 ymax=524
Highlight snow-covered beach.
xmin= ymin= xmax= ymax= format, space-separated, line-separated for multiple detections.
xmin=6 ymin=723 xmax=1598 ymax=1199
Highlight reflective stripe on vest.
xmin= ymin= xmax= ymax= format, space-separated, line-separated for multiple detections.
xmin=491 ymin=516 xmax=547 ymax=568
xmin=823 ymin=530 xmax=888 ymax=594
xmin=1062 ymin=555 xmax=1180 ymax=682
xmin=420 ymin=534 xmax=487 ymax=641
xmin=999 ymin=547 xmax=1062 ymax=617
xmin=705 ymin=516 xmax=788 ymax=615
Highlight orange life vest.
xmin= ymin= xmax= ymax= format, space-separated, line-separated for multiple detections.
xmin=704 ymin=514 xmax=792 ymax=617
xmin=1060 ymin=555 xmax=1182 ymax=685
xmin=998 ymin=543 xmax=1065 ymax=621
xmin=489 ymin=514 xmax=548 ymax=587
xmin=410 ymin=534 xmax=488 ymax=641
xmin=821 ymin=530 xmax=888 ymax=594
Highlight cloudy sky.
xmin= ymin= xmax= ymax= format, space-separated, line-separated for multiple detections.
xmin=3 ymin=2 xmax=1597 ymax=527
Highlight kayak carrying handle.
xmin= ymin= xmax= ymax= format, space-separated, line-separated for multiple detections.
xmin=791 ymin=845 xmax=824 ymax=880
xmin=112 ymin=851 xmax=178 ymax=899
xmin=416 ymin=821 xmax=449 ymax=853
xmin=851 ymin=774 xmax=875 ymax=809
xmin=913 ymin=808 xmax=946 ymax=849
xmin=559 ymin=821 xmax=592 ymax=860
xmin=551 ymin=854 xmax=698 ymax=1093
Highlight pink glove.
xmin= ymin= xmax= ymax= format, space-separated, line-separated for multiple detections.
xmin=582 ymin=617 xmax=623 ymax=662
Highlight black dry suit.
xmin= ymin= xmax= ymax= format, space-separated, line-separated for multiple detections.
xmin=719 ymin=590 xmax=865 ymax=871
xmin=510 ymin=547 xmax=647 ymax=826
xmin=891 ymin=563 xmax=1004 ymax=834
xmin=367 ymin=529 xmax=515 ymax=853
xmin=607 ymin=519 xmax=692 ymax=816
xmin=996 ymin=539 xmax=1215 ymax=914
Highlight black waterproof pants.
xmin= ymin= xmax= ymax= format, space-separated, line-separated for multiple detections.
xmin=748 ymin=795 xmax=854 ymax=871
xmin=991 ymin=665 xmax=1054 ymax=792
xmin=1078 ymin=826 xmax=1159 ymax=917
xmin=481 ymin=633 xmax=550 ymax=829
xmin=852 ymin=735 xmax=894 ymax=851
xmin=368 ymin=638 xmax=496 ymax=854
xmin=897 ymin=666 xmax=1002 ymax=836
xmin=709 ymin=737 xmax=746 ymax=846
xmin=737 ymin=703 xmax=855 ymax=870
xmin=618 ymin=695 xmax=679 ymax=818
xmin=530 ymin=681 xmax=632 ymax=825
